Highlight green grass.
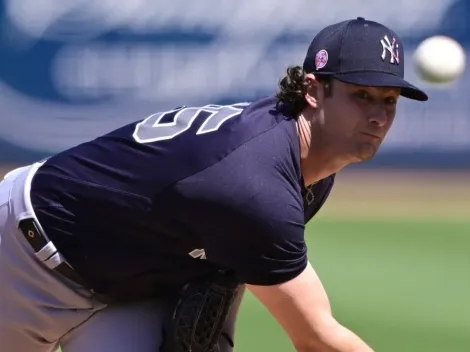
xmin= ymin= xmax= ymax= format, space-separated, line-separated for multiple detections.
xmin=234 ymin=219 xmax=470 ymax=352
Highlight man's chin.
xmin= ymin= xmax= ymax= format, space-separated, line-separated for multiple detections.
xmin=353 ymin=143 xmax=380 ymax=162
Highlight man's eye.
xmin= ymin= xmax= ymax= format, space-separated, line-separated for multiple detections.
xmin=355 ymin=90 xmax=372 ymax=100
xmin=384 ymin=97 xmax=397 ymax=105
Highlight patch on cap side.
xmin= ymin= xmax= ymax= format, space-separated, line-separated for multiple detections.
xmin=315 ymin=50 xmax=328 ymax=70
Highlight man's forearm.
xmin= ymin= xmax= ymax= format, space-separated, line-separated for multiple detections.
xmin=325 ymin=323 xmax=374 ymax=352
xmin=296 ymin=318 xmax=374 ymax=352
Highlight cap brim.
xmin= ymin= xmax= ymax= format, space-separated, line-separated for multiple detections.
xmin=325 ymin=71 xmax=428 ymax=101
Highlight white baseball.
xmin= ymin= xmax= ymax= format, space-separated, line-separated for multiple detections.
xmin=413 ymin=35 xmax=466 ymax=84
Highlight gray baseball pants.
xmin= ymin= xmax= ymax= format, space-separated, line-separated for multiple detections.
xmin=0 ymin=163 xmax=242 ymax=352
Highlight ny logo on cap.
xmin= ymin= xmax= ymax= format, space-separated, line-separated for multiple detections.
xmin=380 ymin=35 xmax=400 ymax=64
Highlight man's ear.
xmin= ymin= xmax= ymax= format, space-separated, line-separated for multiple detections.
xmin=304 ymin=73 xmax=324 ymax=108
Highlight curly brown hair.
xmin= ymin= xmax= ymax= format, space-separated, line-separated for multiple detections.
xmin=275 ymin=66 xmax=331 ymax=116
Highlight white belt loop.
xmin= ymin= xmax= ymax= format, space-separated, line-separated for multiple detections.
xmin=43 ymin=252 xmax=65 ymax=270
xmin=35 ymin=241 xmax=58 ymax=262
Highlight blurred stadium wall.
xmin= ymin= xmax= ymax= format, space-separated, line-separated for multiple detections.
xmin=0 ymin=0 xmax=469 ymax=169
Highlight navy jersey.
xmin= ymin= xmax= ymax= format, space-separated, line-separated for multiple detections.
xmin=30 ymin=96 xmax=335 ymax=300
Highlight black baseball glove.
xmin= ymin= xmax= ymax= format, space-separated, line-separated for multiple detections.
xmin=162 ymin=270 xmax=241 ymax=352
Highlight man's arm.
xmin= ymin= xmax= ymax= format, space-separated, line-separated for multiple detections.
xmin=247 ymin=262 xmax=374 ymax=352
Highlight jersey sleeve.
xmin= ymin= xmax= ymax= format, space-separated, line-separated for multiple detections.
xmin=168 ymin=112 xmax=309 ymax=285
xmin=202 ymin=180 xmax=307 ymax=286
xmin=172 ymin=120 xmax=308 ymax=285
xmin=179 ymin=178 xmax=307 ymax=286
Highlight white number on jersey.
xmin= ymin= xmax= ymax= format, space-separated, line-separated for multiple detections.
xmin=188 ymin=248 xmax=207 ymax=260
xmin=133 ymin=103 xmax=250 ymax=144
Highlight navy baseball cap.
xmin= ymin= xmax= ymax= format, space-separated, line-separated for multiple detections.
xmin=303 ymin=17 xmax=428 ymax=101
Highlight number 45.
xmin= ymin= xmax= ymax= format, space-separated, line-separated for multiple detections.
xmin=133 ymin=103 xmax=250 ymax=144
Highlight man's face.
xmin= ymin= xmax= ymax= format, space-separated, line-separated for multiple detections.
xmin=321 ymin=80 xmax=400 ymax=162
